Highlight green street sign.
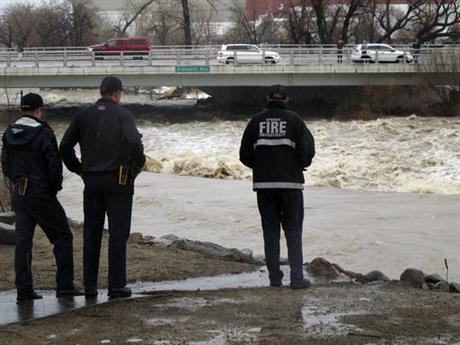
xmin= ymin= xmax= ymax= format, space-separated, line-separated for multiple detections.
xmin=175 ymin=65 xmax=210 ymax=73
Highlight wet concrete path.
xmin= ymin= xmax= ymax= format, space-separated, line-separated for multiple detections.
xmin=0 ymin=267 xmax=341 ymax=326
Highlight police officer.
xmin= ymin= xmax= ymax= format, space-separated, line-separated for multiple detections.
xmin=60 ymin=76 xmax=145 ymax=298
xmin=1 ymin=93 xmax=82 ymax=301
xmin=239 ymin=85 xmax=315 ymax=289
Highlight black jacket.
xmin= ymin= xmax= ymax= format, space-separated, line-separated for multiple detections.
xmin=1 ymin=115 xmax=63 ymax=194
xmin=59 ymin=98 xmax=145 ymax=177
xmin=239 ymin=102 xmax=315 ymax=190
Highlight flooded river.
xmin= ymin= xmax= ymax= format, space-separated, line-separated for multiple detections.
xmin=53 ymin=115 xmax=460 ymax=280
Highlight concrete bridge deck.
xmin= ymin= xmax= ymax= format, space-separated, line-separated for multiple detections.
xmin=0 ymin=64 xmax=433 ymax=88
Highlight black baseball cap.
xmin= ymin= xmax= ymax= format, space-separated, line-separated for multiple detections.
xmin=21 ymin=93 xmax=44 ymax=111
xmin=267 ymin=84 xmax=289 ymax=100
xmin=100 ymin=76 xmax=123 ymax=93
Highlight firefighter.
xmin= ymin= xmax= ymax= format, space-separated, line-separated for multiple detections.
xmin=239 ymin=85 xmax=315 ymax=289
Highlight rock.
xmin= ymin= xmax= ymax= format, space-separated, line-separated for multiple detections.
xmin=241 ymin=248 xmax=253 ymax=257
xmin=365 ymin=270 xmax=390 ymax=282
xmin=0 ymin=222 xmax=15 ymax=245
xmin=450 ymin=282 xmax=460 ymax=293
xmin=129 ymin=232 xmax=144 ymax=241
xmin=160 ymin=234 xmax=180 ymax=241
xmin=400 ymin=268 xmax=425 ymax=288
xmin=253 ymin=255 xmax=266 ymax=264
xmin=0 ymin=212 xmax=15 ymax=225
xmin=306 ymin=257 xmax=341 ymax=279
xmin=143 ymin=235 xmax=155 ymax=241
xmin=428 ymin=281 xmax=450 ymax=292
xmin=170 ymin=238 xmax=259 ymax=264
xmin=425 ymin=274 xmax=444 ymax=284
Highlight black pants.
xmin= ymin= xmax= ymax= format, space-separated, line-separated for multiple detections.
xmin=83 ymin=173 xmax=133 ymax=289
xmin=12 ymin=184 xmax=75 ymax=294
xmin=257 ymin=189 xmax=304 ymax=283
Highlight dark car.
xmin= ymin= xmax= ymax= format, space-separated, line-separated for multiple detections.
xmin=88 ymin=37 xmax=150 ymax=59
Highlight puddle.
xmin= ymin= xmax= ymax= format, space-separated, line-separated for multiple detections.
xmin=188 ymin=329 xmax=257 ymax=345
xmin=145 ymin=316 xmax=190 ymax=326
xmin=132 ymin=265 xmax=349 ymax=293
xmin=0 ymin=266 xmax=349 ymax=326
xmin=302 ymin=305 xmax=366 ymax=336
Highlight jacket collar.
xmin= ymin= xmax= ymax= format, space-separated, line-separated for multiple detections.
xmin=97 ymin=98 xmax=118 ymax=105
xmin=15 ymin=115 xmax=46 ymax=128
xmin=266 ymin=101 xmax=287 ymax=110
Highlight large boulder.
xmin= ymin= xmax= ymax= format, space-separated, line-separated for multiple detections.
xmin=425 ymin=274 xmax=444 ymax=284
xmin=306 ymin=257 xmax=341 ymax=279
xmin=0 ymin=222 xmax=15 ymax=245
xmin=450 ymin=283 xmax=460 ymax=293
xmin=400 ymin=268 xmax=425 ymax=288
xmin=365 ymin=270 xmax=390 ymax=282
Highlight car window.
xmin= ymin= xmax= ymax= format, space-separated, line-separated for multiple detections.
xmin=235 ymin=45 xmax=248 ymax=51
xmin=129 ymin=39 xmax=146 ymax=45
xmin=380 ymin=45 xmax=393 ymax=52
xmin=106 ymin=40 xmax=118 ymax=47
xmin=248 ymin=46 xmax=260 ymax=52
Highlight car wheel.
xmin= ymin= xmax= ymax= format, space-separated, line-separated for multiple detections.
xmin=396 ymin=56 xmax=405 ymax=63
xmin=264 ymin=57 xmax=275 ymax=64
xmin=361 ymin=56 xmax=372 ymax=63
xmin=226 ymin=58 xmax=235 ymax=64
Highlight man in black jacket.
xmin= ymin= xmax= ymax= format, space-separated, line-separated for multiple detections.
xmin=239 ymin=85 xmax=315 ymax=289
xmin=1 ymin=93 xmax=82 ymax=300
xmin=60 ymin=76 xmax=145 ymax=298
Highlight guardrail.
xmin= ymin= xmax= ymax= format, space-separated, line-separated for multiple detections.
xmin=0 ymin=46 xmax=459 ymax=68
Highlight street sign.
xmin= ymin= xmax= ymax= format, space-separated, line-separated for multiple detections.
xmin=175 ymin=65 xmax=210 ymax=73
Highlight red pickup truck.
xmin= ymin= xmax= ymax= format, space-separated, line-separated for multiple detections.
xmin=88 ymin=37 xmax=150 ymax=58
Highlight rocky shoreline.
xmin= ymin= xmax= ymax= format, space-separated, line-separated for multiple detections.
xmin=1 ymin=211 xmax=459 ymax=296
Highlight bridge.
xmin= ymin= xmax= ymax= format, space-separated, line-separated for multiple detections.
xmin=0 ymin=45 xmax=456 ymax=89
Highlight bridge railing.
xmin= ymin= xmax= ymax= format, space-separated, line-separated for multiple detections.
xmin=1 ymin=45 xmax=459 ymax=68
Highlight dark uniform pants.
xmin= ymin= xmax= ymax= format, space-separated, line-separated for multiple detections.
xmin=12 ymin=184 xmax=75 ymax=294
xmin=257 ymin=189 xmax=304 ymax=283
xmin=83 ymin=173 xmax=133 ymax=289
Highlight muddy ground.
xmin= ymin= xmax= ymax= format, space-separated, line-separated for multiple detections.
xmin=1 ymin=283 xmax=459 ymax=345
xmin=1 ymin=223 xmax=460 ymax=344
xmin=0 ymin=222 xmax=256 ymax=291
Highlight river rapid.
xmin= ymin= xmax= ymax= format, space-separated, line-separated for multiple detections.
xmin=132 ymin=116 xmax=460 ymax=194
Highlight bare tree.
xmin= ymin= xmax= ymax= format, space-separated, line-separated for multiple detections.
xmin=0 ymin=4 xmax=35 ymax=49
xmin=419 ymin=49 xmax=460 ymax=115
xmin=373 ymin=0 xmax=425 ymax=43
xmin=115 ymin=0 xmax=156 ymax=36
xmin=282 ymin=0 xmax=316 ymax=44
xmin=412 ymin=0 xmax=460 ymax=44
xmin=226 ymin=0 xmax=278 ymax=44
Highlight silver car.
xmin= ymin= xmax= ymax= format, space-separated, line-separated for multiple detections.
xmin=351 ymin=44 xmax=413 ymax=63
xmin=217 ymin=44 xmax=281 ymax=64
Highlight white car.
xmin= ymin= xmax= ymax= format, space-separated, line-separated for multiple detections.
xmin=217 ymin=44 xmax=281 ymax=64
xmin=351 ymin=44 xmax=413 ymax=63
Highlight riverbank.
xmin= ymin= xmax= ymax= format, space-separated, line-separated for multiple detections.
xmin=0 ymin=221 xmax=256 ymax=291
xmin=1 ymin=281 xmax=459 ymax=344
